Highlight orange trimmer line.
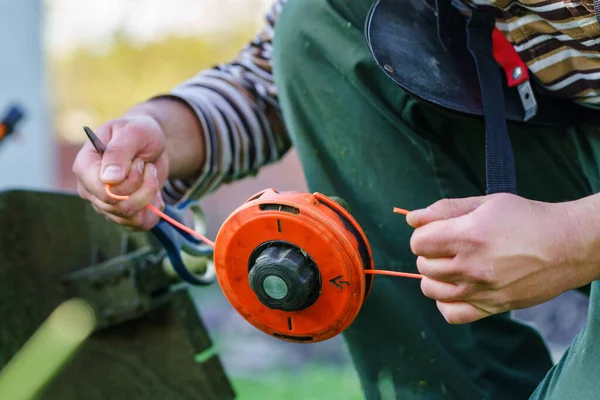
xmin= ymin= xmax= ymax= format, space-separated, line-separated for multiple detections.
xmin=364 ymin=270 xmax=423 ymax=279
xmin=105 ymin=184 xmax=216 ymax=247
xmin=393 ymin=207 xmax=410 ymax=215
xmin=104 ymin=184 xmax=421 ymax=279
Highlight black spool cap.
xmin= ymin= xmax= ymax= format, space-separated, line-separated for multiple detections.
xmin=248 ymin=242 xmax=321 ymax=312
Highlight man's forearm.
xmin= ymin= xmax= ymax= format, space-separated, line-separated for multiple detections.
xmin=124 ymin=96 xmax=206 ymax=181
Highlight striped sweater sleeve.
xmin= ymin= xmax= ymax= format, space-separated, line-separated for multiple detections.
xmin=159 ymin=0 xmax=290 ymax=204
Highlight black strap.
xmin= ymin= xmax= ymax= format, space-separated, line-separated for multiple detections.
xmin=465 ymin=11 xmax=517 ymax=195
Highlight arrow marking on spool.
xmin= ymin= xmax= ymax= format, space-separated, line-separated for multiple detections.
xmin=329 ymin=276 xmax=349 ymax=290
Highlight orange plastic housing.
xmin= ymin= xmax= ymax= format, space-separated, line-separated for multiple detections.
xmin=213 ymin=189 xmax=374 ymax=343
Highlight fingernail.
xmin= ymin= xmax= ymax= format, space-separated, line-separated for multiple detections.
xmin=136 ymin=159 xmax=144 ymax=173
xmin=102 ymin=165 xmax=123 ymax=181
xmin=412 ymin=206 xmax=430 ymax=215
xmin=406 ymin=208 xmax=420 ymax=216
xmin=155 ymin=193 xmax=164 ymax=210
xmin=406 ymin=207 xmax=428 ymax=225
xmin=148 ymin=164 xmax=157 ymax=177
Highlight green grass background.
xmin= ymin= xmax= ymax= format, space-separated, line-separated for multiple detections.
xmin=231 ymin=365 xmax=363 ymax=400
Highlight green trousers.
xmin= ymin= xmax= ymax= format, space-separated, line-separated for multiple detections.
xmin=272 ymin=0 xmax=600 ymax=398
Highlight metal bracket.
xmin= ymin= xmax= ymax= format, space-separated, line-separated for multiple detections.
xmin=516 ymin=79 xmax=538 ymax=122
xmin=60 ymin=246 xmax=173 ymax=331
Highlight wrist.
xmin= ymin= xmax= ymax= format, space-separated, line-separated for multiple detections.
xmin=561 ymin=194 xmax=600 ymax=285
xmin=125 ymin=97 xmax=206 ymax=181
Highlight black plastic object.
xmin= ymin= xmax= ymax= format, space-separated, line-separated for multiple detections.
xmin=364 ymin=0 xmax=600 ymax=126
xmin=248 ymin=242 xmax=321 ymax=312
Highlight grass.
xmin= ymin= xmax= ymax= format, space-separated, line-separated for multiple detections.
xmin=230 ymin=364 xmax=364 ymax=400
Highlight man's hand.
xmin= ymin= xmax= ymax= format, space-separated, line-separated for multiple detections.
xmin=406 ymin=193 xmax=599 ymax=324
xmin=73 ymin=97 xmax=206 ymax=231
xmin=72 ymin=115 xmax=168 ymax=230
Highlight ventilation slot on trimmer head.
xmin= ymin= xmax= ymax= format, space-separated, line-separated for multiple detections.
xmin=258 ymin=203 xmax=300 ymax=215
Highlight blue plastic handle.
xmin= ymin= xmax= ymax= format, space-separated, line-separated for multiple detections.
xmin=150 ymin=204 xmax=215 ymax=285
xmin=1 ymin=104 xmax=25 ymax=133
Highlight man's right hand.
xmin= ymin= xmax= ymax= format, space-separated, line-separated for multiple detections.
xmin=72 ymin=114 xmax=169 ymax=231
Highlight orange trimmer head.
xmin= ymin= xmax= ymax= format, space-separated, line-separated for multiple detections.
xmin=213 ymin=189 xmax=374 ymax=343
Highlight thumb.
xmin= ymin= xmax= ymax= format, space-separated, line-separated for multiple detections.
xmin=406 ymin=196 xmax=487 ymax=228
xmin=100 ymin=121 xmax=162 ymax=184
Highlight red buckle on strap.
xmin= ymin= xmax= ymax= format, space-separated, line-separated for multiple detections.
xmin=491 ymin=28 xmax=528 ymax=87
xmin=491 ymin=27 xmax=537 ymax=120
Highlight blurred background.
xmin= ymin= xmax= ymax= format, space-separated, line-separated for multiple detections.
xmin=0 ymin=0 xmax=591 ymax=398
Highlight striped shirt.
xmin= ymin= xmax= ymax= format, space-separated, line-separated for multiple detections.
xmin=458 ymin=0 xmax=600 ymax=105
xmin=161 ymin=0 xmax=600 ymax=203
xmin=161 ymin=0 xmax=289 ymax=203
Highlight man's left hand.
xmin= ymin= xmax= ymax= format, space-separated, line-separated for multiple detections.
xmin=406 ymin=193 xmax=597 ymax=324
